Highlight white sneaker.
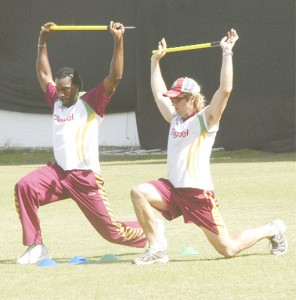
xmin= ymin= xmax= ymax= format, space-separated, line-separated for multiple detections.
xmin=17 ymin=244 xmax=51 ymax=264
xmin=269 ymin=219 xmax=288 ymax=255
xmin=155 ymin=218 xmax=167 ymax=250
xmin=133 ymin=247 xmax=169 ymax=265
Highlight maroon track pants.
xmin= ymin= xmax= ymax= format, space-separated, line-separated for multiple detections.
xmin=14 ymin=162 xmax=146 ymax=248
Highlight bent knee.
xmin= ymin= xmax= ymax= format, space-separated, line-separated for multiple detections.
xmin=217 ymin=245 xmax=240 ymax=258
xmin=15 ymin=173 xmax=34 ymax=189
xmin=130 ymin=184 xmax=151 ymax=203
xmin=130 ymin=185 xmax=141 ymax=199
xmin=15 ymin=177 xmax=27 ymax=193
xmin=100 ymin=227 xmax=131 ymax=245
xmin=102 ymin=234 xmax=122 ymax=244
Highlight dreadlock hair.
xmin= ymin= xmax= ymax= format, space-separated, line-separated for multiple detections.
xmin=55 ymin=67 xmax=83 ymax=91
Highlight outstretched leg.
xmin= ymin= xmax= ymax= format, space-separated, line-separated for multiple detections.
xmin=202 ymin=220 xmax=287 ymax=257
xmin=65 ymin=170 xmax=147 ymax=248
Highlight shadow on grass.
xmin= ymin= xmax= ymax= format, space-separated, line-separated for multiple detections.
xmin=0 ymin=252 xmax=270 ymax=265
xmin=0 ymin=252 xmax=139 ymax=265
xmin=169 ymin=252 xmax=270 ymax=263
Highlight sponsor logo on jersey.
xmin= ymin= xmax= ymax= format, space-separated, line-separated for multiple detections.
xmin=53 ymin=113 xmax=74 ymax=123
xmin=171 ymin=128 xmax=189 ymax=138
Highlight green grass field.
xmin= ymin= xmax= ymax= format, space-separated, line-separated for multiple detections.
xmin=0 ymin=149 xmax=295 ymax=300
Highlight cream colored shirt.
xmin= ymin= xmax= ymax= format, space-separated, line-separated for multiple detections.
xmin=167 ymin=108 xmax=218 ymax=190
xmin=46 ymin=82 xmax=112 ymax=172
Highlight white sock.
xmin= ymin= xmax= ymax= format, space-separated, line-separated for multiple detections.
xmin=270 ymin=223 xmax=279 ymax=236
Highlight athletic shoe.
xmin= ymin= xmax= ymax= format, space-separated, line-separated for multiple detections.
xmin=269 ymin=219 xmax=288 ymax=255
xmin=17 ymin=244 xmax=51 ymax=264
xmin=156 ymin=218 xmax=168 ymax=250
xmin=133 ymin=247 xmax=169 ymax=265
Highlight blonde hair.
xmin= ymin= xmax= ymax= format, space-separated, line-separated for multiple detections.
xmin=192 ymin=93 xmax=207 ymax=111
xmin=182 ymin=92 xmax=207 ymax=112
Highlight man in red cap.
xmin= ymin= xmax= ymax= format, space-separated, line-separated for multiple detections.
xmin=130 ymin=29 xmax=288 ymax=265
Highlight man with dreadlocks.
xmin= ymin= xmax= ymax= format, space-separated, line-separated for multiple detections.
xmin=15 ymin=21 xmax=146 ymax=264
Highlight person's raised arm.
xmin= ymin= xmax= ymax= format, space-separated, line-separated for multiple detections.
xmin=151 ymin=38 xmax=175 ymax=123
xmin=205 ymin=29 xmax=239 ymax=129
xmin=103 ymin=21 xmax=125 ymax=96
xmin=36 ymin=22 xmax=55 ymax=93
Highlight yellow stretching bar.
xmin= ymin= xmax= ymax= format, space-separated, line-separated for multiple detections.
xmin=152 ymin=41 xmax=220 ymax=54
xmin=48 ymin=25 xmax=136 ymax=31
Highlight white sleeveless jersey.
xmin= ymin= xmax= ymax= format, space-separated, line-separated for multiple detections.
xmin=167 ymin=108 xmax=218 ymax=190
xmin=46 ymin=82 xmax=111 ymax=172
xmin=52 ymin=98 xmax=101 ymax=171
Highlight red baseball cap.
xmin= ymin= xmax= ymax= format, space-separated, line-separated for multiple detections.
xmin=163 ymin=77 xmax=200 ymax=98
